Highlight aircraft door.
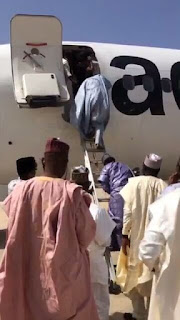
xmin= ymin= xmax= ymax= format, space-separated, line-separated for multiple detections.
xmin=10 ymin=14 xmax=69 ymax=108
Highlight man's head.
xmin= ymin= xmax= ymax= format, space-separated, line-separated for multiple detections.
xmin=16 ymin=157 xmax=37 ymax=180
xmin=176 ymin=157 xmax=180 ymax=174
xmin=142 ymin=153 xmax=162 ymax=177
xmin=71 ymin=166 xmax=91 ymax=192
xmin=168 ymin=157 xmax=180 ymax=185
xmin=102 ymin=154 xmax=115 ymax=166
xmin=42 ymin=138 xmax=69 ymax=179
xmin=77 ymin=52 xmax=88 ymax=63
xmin=132 ymin=167 xmax=140 ymax=176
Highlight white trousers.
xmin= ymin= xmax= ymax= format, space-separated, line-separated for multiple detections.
xmin=92 ymin=283 xmax=109 ymax=320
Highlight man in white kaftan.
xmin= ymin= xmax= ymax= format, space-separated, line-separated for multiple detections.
xmin=139 ymin=189 xmax=180 ymax=320
xmin=161 ymin=157 xmax=180 ymax=197
xmin=89 ymin=202 xmax=116 ymax=320
xmin=71 ymin=166 xmax=116 ymax=320
xmin=116 ymin=154 xmax=167 ymax=320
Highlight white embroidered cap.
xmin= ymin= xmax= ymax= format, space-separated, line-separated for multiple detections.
xmin=144 ymin=153 xmax=162 ymax=170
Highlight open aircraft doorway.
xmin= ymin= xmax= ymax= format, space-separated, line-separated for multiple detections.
xmin=63 ymin=45 xmax=100 ymax=96
xmin=62 ymin=45 xmax=100 ymax=122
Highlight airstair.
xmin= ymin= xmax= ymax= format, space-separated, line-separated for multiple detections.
xmin=81 ymin=137 xmax=117 ymax=285
xmin=81 ymin=138 xmax=109 ymax=207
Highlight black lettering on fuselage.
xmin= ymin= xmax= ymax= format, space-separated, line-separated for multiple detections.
xmin=111 ymin=56 xmax=165 ymax=115
xmin=171 ymin=62 xmax=180 ymax=111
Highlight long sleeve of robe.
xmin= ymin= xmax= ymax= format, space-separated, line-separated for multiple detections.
xmin=98 ymin=165 xmax=110 ymax=194
xmin=0 ymin=177 xmax=99 ymax=320
xmin=139 ymin=229 xmax=165 ymax=271
xmin=139 ymin=189 xmax=180 ymax=320
xmin=120 ymin=182 xmax=134 ymax=236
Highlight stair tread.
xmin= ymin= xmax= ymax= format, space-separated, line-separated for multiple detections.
xmin=95 ymin=184 xmax=102 ymax=188
xmin=86 ymin=148 xmax=105 ymax=153
xmin=98 ymin=198 xmax=109 ymax=202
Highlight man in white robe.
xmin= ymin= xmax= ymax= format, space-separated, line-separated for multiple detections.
xmin=116 ymin=154 xmax=167 ymax=320
xmin=161 ymin=157 xmax=180 ymax=197
xmin=139 ymin=189 xmax=180 ymax=320
xmin=71 ymin=166 xmax=116 ymax=320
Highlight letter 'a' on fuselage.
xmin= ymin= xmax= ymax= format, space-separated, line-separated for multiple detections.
xmin=10 ymin=14 xmax=69 ymax=108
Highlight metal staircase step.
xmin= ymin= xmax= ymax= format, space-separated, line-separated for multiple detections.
xmin=85 ymin=148 xmax=105 ymax=153
xmin=95 ymin=183 xmax=102 ymax=188
xmin=92 ymin=171 xmax=101 ymax=176
xmin=98 ymin=198 xmax=109 ymax=202
xmin=90 ymin=159 xmax=103 ymax=164
xmin=81 ymin=137 xmax=116 ymax=282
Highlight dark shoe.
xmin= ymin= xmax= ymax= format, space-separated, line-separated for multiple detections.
xmin=124 ymin=313 xmax=136 ymax=320
xmin=109 ymin=281 xmax=121 ymax=295
xmin=62 ymin=113 xmax=70 ymax=123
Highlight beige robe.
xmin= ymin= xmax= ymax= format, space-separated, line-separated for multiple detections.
xmin=139 ymin=189 xmax=180 ymax=320
xmin=116 ymin=175 xmax=167 ymax=295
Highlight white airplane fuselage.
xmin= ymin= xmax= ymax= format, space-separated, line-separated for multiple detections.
xmin=0 ymin=41 xmax=180 ymax=198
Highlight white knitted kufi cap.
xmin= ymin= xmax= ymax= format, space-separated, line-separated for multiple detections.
xmin=144 ymin=153 xmax=162 ymax=170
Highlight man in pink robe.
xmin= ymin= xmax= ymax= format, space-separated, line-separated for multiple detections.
xmin=0 ymin=138 xmax=99 ymax=320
